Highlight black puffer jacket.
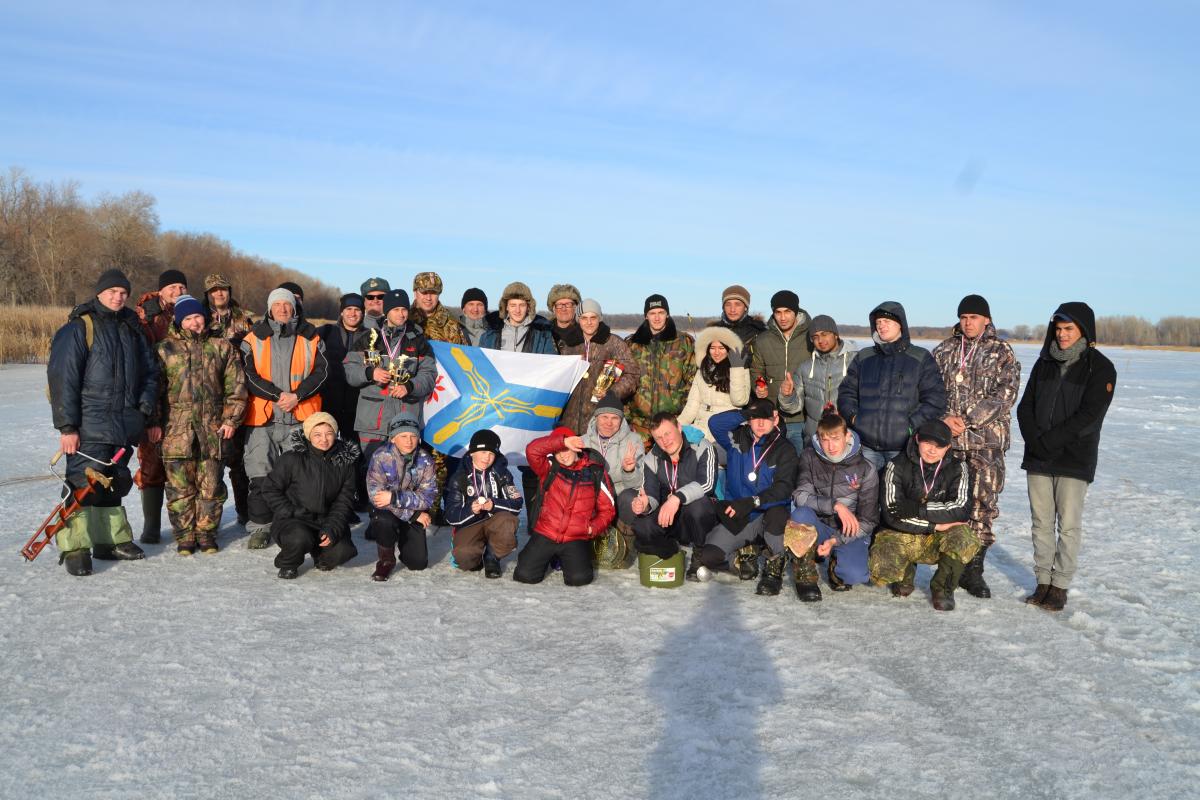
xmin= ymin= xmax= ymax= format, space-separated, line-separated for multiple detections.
xmin=1018 ymin=302 xmax=1116 ymax=483
xmin=48 ymin=299 xmax=158 ymax=444
xmin=260 ymin=431 xmax=360 ymax=543
xmin=838 ymin=301 xmax=947 ymax=452
xmin=880 ymin=437 xmax=971 ymax=535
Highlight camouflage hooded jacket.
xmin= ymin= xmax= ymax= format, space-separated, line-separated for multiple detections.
xmin=932 ymin=323 xmax=1021 ymax=453
xmin=410 ymin=302 xmax=469 ymax=345
xmin=206 ymin=302 xmax=255 ymax=343
xmin=624 ymin=317 xmax=697 ymax=436
xmin=156 ymin=325 xmax=248 ymax=461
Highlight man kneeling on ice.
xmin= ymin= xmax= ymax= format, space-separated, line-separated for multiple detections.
xmin=443 ymin=430 xmax=522 ymax=578
xmin=365 ymin=411 xmax=438 ymax=581
xmin=787 ymin=411 xmax=879 ymax=599
xmin=698 ymin=400 xmax=798 ymax=593
xmin=513 ymin=427 xmax=616 ymax=587
xmin=869 ymin=420 xmax=978 ymax=611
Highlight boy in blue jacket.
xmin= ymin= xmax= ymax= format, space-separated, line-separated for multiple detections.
xmin=443 ymin=430 xmax=523 ymax=578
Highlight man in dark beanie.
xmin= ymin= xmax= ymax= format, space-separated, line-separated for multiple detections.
xmin=317 ymin=293 xmax=371 ymax=483
xmin=869 ymin=419 xmax=978 ymax=611
xmin=46 ymin=268 xmax=158 ymax=575
xmin=624 ymin=294 xmax=696 ymax=439
xmin=132 ymin=268 xmax=189 ymax=543
xmin=750 ymin=289 xmax=812 ymax=455
xmin=779 ymin=313 xmax=858 ymax=441
xmin=932 ymin=295 xmax=1021 ymax=599
xmin=458 ymin=287 xmax=494 ymax=346
xmin=1017 ymin=302 xmax=1115 ymax=612
xmin=715 ymin=284 xmax=765 ymax=362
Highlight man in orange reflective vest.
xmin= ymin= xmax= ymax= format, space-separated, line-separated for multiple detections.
xmin=240 ymin=287 xmax=329 ymax=549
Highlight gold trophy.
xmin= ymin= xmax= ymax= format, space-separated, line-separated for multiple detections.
xmin=589 ymin=359 xmax=625 ymax=403
xmin=388 ymin=354 xmax=418 ymax=385
xmin=364 ymin=329 xmax=382 ymax=368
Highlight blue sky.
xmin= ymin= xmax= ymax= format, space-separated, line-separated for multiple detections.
xmin=2 ymin=1 xmax=1196 ymax=326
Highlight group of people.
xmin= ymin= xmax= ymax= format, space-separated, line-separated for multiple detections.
xmin=47 ymin=269 xmax=1116 ymax=612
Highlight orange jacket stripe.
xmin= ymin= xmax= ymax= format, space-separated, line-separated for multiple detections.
xmin=243 ymin=333 xmax=322 ymax=425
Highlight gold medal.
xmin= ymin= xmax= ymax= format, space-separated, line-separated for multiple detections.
xmin=955 ymin=371 xmax=965 ymax=384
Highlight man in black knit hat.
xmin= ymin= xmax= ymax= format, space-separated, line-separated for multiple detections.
xmin=932 ymin=294 xmax=1021 ymax=599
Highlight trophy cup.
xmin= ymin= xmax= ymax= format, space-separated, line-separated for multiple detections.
xmin=589 ymin=359 xmax=625 ymax=403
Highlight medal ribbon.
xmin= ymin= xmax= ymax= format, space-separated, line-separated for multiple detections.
xmin=381 ymin=325 xmax=406 ymax=364
xmin=920 ymin=458 xmax=944 ymax=501
xmin=958 ymin=335 xmax=981 ymax=375
xmin=749 ymin=431 xmax=780 ymax=479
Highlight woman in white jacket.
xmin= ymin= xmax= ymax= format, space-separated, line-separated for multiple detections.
xmin=678 ymin=326 xmax=750 ymax=440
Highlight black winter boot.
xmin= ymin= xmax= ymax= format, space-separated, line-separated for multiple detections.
xmin=827 ymin=550 xmax=851 ymax=592
xmin=958 ymin=544 xmax=991 ymax=598
xmin=139 ymin=487 xmax=164 ymax=544
xmin=61 ymin=549 xmax=93 ymax=577
xmin=93 ymin=542 xmax=145 ymax=560
xmin=930 ymin=554 xmax=965 ymax=611
xmin=734 ymin=544 xmax=760 ymax=581
xmin=685 ymin=547 xmax=704 ymax=582
xmin=755 ymin=554 xmax=785 ymax=596
xmin=483 ymin=552 xmax=503 ymax=579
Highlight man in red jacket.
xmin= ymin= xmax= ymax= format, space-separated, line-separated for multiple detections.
xmin=514 ymin=427 xmax=616 ymax=586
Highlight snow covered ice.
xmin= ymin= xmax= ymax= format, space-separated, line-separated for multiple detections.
xmin=1 ymin=343 xmax=1197 ymax=799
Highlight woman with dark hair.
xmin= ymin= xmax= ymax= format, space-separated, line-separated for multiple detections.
xmin=678 ymin=326 xmax=749 ymax=441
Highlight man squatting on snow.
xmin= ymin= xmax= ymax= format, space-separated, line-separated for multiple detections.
xmin=50 ymin=269 xmax=1114 ymax=613
xmin=443 ymin=429 xmax=523 ymax=579
xmin=699 ymin=401 xmax=799 ymax=595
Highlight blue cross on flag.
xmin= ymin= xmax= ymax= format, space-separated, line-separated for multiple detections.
xmin=422 ymin=342 xmax=587 ymax=465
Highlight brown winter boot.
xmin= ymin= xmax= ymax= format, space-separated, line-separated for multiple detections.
xmin=1040 ymin=586 xmax=1069 ymax=612
xmin=1025 ymin=584 xmax=1051 ymax=605
xmin=372 ymin=544 xmax=397 ymax=582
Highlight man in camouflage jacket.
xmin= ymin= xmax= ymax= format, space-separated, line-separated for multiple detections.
xmin=409 ymin=271 xmax=469 ymax=521
xmin=931 ymin=295 xmax=1020 ymax=598
xmin=157 ymin=295 xmax=248 ymax=553
xmin=625 ymin=294 xmax=697 ymax=439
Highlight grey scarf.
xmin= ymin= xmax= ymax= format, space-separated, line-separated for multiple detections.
xmin=1049 ymin=337 xmax=1087 ymax=374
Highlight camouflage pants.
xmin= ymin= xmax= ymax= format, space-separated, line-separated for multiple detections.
xmin=958 ymin=448 xmax=1006 ymax=547
xmin=165 ymin=457 xmax=227 ymax=544
xmin=869 ymin=525 xmax=980 ymax=586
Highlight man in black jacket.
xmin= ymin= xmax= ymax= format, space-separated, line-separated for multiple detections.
xmin=47 ymin=268 xmax=158 ymax=575
xmin=619 ymin=412 xmax=718 ymax=581
xmin=1017 ymin=302 xmax=1116 ymax=612
xmin=868 ymin=420 xmax=978 ymax=610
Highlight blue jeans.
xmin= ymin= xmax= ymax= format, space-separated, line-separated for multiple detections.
xmin=791 ymin=506 xmax=870 ymax=585
xmin=861 ymin=447 xmax=901 ymax=473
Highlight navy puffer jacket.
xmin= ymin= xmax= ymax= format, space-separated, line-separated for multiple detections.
xmin=48 ymin=299 xmax=158 ymax=445
xmin=837 ymin=301 xmax=947 ymax=452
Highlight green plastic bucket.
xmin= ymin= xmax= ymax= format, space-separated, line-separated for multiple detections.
xmin=638 ymin=551 xmax=685 ymax=589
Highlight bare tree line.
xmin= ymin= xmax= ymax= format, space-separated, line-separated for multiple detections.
xmin=0 ymin=167 xmax=343 ymax=319
xmin=2 ymin=166 xmax=1196 ymax=346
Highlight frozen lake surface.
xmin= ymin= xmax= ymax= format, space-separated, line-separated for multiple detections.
xmin=1 ymin=343 xmax=1197 ymax=799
